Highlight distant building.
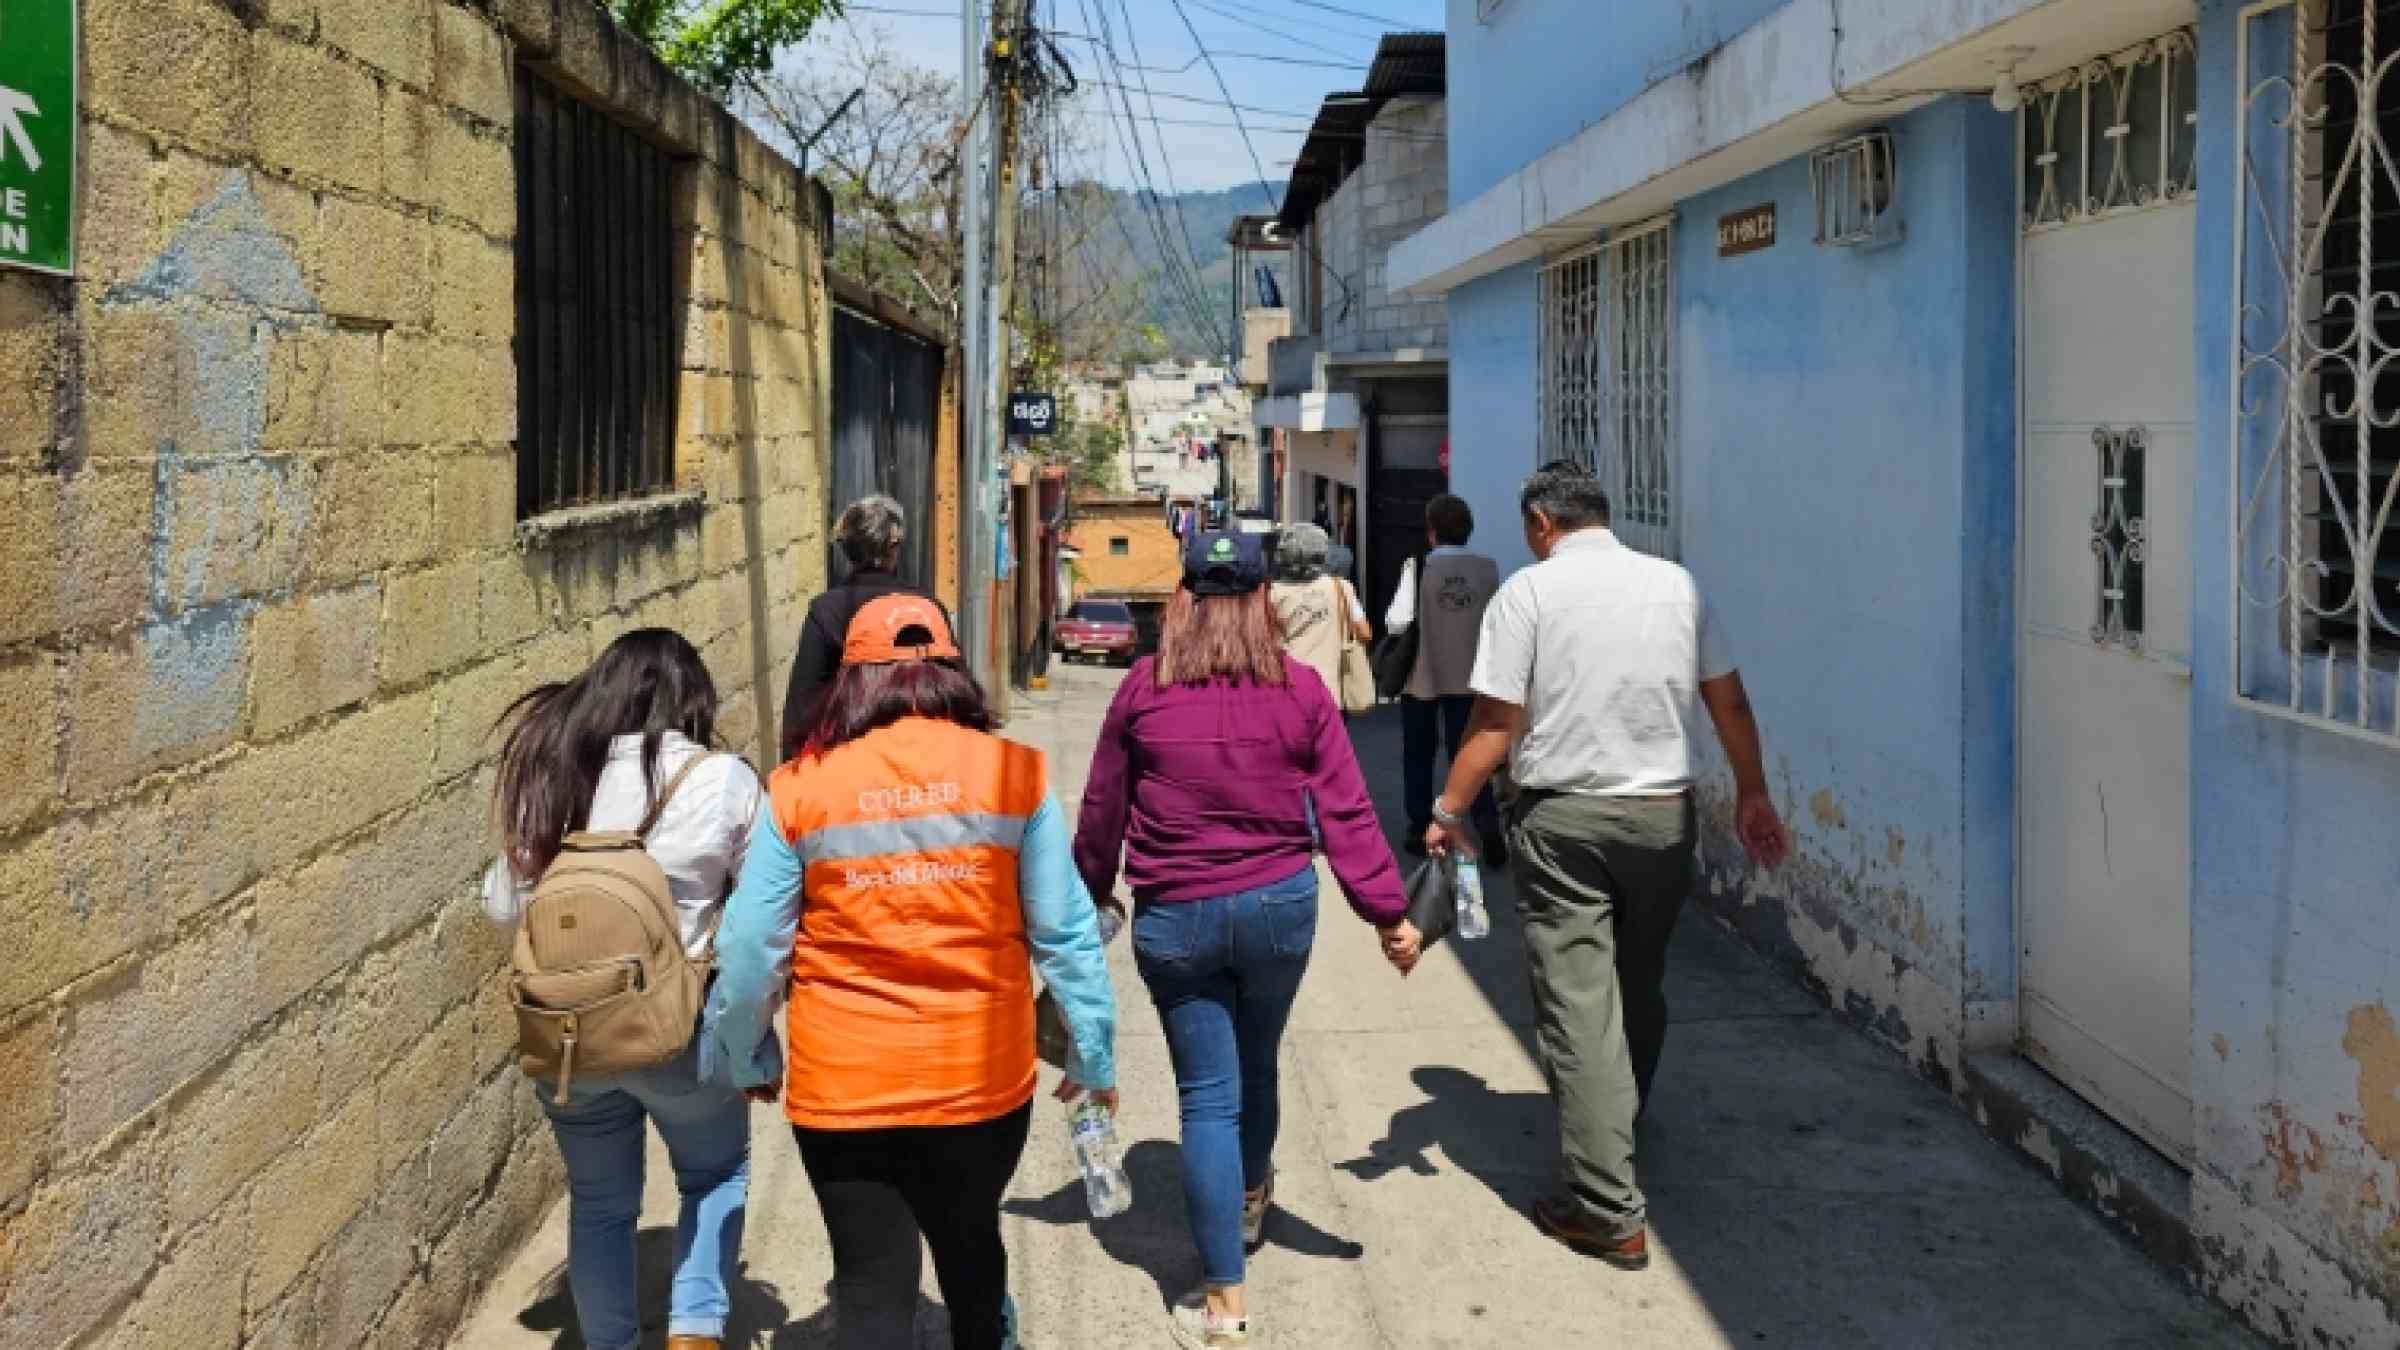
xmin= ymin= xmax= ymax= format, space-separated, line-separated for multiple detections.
xmin=1120 ymin=362 xmax=1252 ymax=501
xmin=1228 ymin=213 xmax=1295 ymax=516
xmin=1258 ymin=32 xmax=1447 ymax=628
xmin=1062 ymin=496 xmax=1186 ymax=650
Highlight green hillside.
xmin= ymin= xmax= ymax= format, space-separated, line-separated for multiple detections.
xmin=1058 ymin=180 xmax=1295 ymax=360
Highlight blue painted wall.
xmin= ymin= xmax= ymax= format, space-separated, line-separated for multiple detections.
xmin=2187 ymin=1 xmax=2400 ymax=1330
xmin=1443 ymin=0 xmax=1788 ymax=203
xmin=1674 ymin=100 xmax=2018 ymax=1067
xmin=1445 ymin=263 xmax=1540 ymax=575
xmin=1447 ymin=94 xmax=2017 ymax=1058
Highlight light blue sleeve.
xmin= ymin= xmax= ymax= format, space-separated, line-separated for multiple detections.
xmin=705 ymin=809 xmax=804 ymax=1091
xmin=1020 ymin=795 xmax=1117 ymax=1091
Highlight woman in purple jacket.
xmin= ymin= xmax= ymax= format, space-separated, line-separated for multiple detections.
xmin=1074 ymin=528 xmax=1418 ymax=1350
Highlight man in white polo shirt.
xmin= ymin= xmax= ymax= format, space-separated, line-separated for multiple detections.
xmin=1426 ymin=461 xmax=1788 ymax=1271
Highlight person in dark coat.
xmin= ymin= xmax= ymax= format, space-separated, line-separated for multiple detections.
xmin=778 ymin=495 xmax=953 ymax=761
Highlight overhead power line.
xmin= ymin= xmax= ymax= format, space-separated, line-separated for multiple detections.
xmin=1045 ymin=34 xmax=1366 ymax=71
xmin=1122 ymin=112 xmax=1440 ymax=141
xmin=1166 ymin=0 xmax=1283 ymax=214
xmin=1071 ymin=0 xmax=1232 ymax=356
xmin=1196 ymin=0 xmax=1387 ymax=40
xmin=1182 ymin=0 xmax=1359 ymax=64
xmin=1109 ymin=0 xmax=1221 ymax=324
xmin=1081 ymin=80 xmax=1329 ymax=122
xmin=1287 ymin=0 xmax=1423 ymax=25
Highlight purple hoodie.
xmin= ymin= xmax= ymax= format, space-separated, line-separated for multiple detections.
xmin=1072 ymin=657 xmax=1408 ymax=927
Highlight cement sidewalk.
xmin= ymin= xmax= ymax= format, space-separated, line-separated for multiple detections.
xmin=452 ymin=662 xmax=2258 ymax=1349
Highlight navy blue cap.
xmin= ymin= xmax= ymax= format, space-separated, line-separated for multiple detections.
xmin=1182 ymin=529 xmax=1268 ymax=596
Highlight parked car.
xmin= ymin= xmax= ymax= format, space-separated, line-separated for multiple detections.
xmin=1054 ymin=600 xmax=1140 ymax=666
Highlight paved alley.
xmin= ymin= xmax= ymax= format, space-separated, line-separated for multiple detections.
xmin=452 ymin=664 xmax=2258 ymax=1350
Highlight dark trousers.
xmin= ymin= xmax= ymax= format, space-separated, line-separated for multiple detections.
xmin=1400 ymin=694 xmax=1502 ymax=844
xmin=791 ymin=1101 xmax=1034 ymax=1350
xmin=1508 ymin=791 xmax=1696 ymax=1237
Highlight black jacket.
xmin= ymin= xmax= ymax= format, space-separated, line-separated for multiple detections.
xmin=778 ymin=570 xmax=951 ymax=758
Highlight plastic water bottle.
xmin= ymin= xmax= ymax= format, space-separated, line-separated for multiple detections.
xmin=1070 ymin=1098 xmax=1133 ymax=1219
xmin=1453 ymin=854 xmax=1491 ymax=940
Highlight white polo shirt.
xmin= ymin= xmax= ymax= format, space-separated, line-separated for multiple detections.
xmin=1469 ymin=528 xmax=1733 ymax=796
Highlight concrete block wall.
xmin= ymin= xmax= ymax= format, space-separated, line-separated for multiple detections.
xmin=0 ymin=2 xmax=829 ymax=1347
xmin=1319 ymin=97 xmax=1448 ymax=358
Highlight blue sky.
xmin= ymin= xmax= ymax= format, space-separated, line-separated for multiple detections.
xmin=806 ymin=0 xmax=1449 ymax=193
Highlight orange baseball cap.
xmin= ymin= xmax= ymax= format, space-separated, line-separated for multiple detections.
xmin=842 ymin=594 xmax=962 ymax=665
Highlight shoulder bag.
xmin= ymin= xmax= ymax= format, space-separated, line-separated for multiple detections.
xmin=1371 ymin=557 xmax=1425 ymax=700
xmin=1334 ymin=578 xmax=1379 ymax=713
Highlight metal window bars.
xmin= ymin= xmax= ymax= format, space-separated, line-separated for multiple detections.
xmin=2023 ymin=30 xmax=2200 ymax=233
xmin=2091 ymin=424 xmax=2150 ymax=650
xmin=1538 ymin=216 xmax=1677 ymax=558
xmin=1811 ymin=131 xmax=1904 ymax=248
xmin=513 ymin=68 xmax=680 ymax=520
xmin=2233 ymin=0 xmax=2400 ymax=743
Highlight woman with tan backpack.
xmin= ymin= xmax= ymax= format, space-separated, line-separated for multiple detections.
xmin=482 ymin=628 xmax=771 ymax=1350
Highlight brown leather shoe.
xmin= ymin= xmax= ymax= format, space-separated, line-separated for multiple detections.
xmin=1533 ymin=1196 xmax=1650 ymax=1270
xmin=665 ymin=1338 xmax=721 ymax=1350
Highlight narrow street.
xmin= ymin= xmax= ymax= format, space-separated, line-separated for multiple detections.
xmin=453 ymin=663 xmax=2256 ymax=1350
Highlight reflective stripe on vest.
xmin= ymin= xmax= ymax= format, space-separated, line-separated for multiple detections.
xmin=767 ymin=716 xmax=1049 ymax=1129
xmin=796 ymin=811 xmax=1032 ymax=864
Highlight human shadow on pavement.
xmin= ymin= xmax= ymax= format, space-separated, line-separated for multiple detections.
xmin=1336 ymin=1066 xmax=1553 ymax=1214
xmin=513 ymin=1225 xmax=800 ymax=1349
xmin=1004 ymin=1139 xmax=1365 ymax=1310
xmin=760 ymin=1280 xmax=953 ymax=1350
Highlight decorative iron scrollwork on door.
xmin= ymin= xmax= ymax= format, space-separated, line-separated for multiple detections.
xmin=2092 ymin=424 xmax=2149 ymax=651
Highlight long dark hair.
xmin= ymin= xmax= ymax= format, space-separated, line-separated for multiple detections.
xmin=793 ymin=659 xmax=994 ymax=762
xmin=1155 ymin=585 xmax=1287 ymax=688
xmin=492 ymin=628 xmax=719 ymax=878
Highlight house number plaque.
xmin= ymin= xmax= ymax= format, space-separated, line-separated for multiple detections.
xmin=1717 ymin=203 xmax=1777 ymax=257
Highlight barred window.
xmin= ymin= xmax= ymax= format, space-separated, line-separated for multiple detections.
xmin=1538 ymin=216 xmax=1677 ymax=557
xmin=513 ymin=67 xmax=679 ymax=518
xmin=2235 ymin=0 xmax=2400 ymax=741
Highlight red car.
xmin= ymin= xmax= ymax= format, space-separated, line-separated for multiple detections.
xmin=1055 ymin=600 xmax=1140 ymax=666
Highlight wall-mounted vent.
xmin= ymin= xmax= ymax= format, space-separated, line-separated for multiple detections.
xmin=1810 ymin=130 xmax=1904 ymax=249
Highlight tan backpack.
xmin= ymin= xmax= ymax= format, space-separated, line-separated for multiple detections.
xmin=510 ymin=755 xmax=717 ymax=1102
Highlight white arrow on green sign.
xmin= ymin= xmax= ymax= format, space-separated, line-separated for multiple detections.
xmin=0 ymin=0 xmax=76 ymax=277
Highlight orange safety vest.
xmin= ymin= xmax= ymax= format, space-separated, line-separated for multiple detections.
xmin=767 ymin=715 xmax=1049 ymax=1129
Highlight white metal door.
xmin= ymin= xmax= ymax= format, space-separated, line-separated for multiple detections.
xmin=2019 ymin=201 xmax=2195 ymax=1164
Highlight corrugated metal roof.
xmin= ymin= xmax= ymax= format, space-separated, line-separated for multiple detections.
xmin=1276 ymin=33 xmax=1444 ymax=232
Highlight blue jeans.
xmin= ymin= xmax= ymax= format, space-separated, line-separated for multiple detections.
xmin=539 ymin=1030 xmax=752 ymax=1349
xmin=1131 ymin=864 xmax=1318 ymax=1287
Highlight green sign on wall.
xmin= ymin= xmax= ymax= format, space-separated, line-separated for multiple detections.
xmin=0 ymin=0 xmax=76 ymax=276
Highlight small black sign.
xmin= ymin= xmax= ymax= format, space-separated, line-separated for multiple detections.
xmin=1007 ymin=392 xmax=1058 ymax=437
xmin=1717 ymin=203 xmax=1778 ymax=257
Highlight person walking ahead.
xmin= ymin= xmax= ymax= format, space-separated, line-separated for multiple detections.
xmin=1076 ymin=529 xmax=1417 ymax=1350
xmin=1268 ymin=522 xmax=1371 ymax=697
xmin=779 ymin=494 xmax=949 ymax=759
xmin=1384 ymin=493 xmax=1505 ymax=862
xmin=482 ymin=630 xmax=767 ymax=1350
xmin=1425 ymin=464 xmax=1789 ymax=1271
xmin=713 ymin=595 xmax=1117 ymax=1350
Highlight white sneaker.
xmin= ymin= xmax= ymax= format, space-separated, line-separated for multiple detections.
xmin=1170 ymin=1290 xmax=1251 ymax=1349
xmin=1242 ymin=1171 xmax=1274 ymax=1252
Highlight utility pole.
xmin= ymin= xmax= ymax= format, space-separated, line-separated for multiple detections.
xmin=979 ymin=0 xmax=1030 ymax=696
xmin=957 ymin=0 xmax=991 ymax=691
